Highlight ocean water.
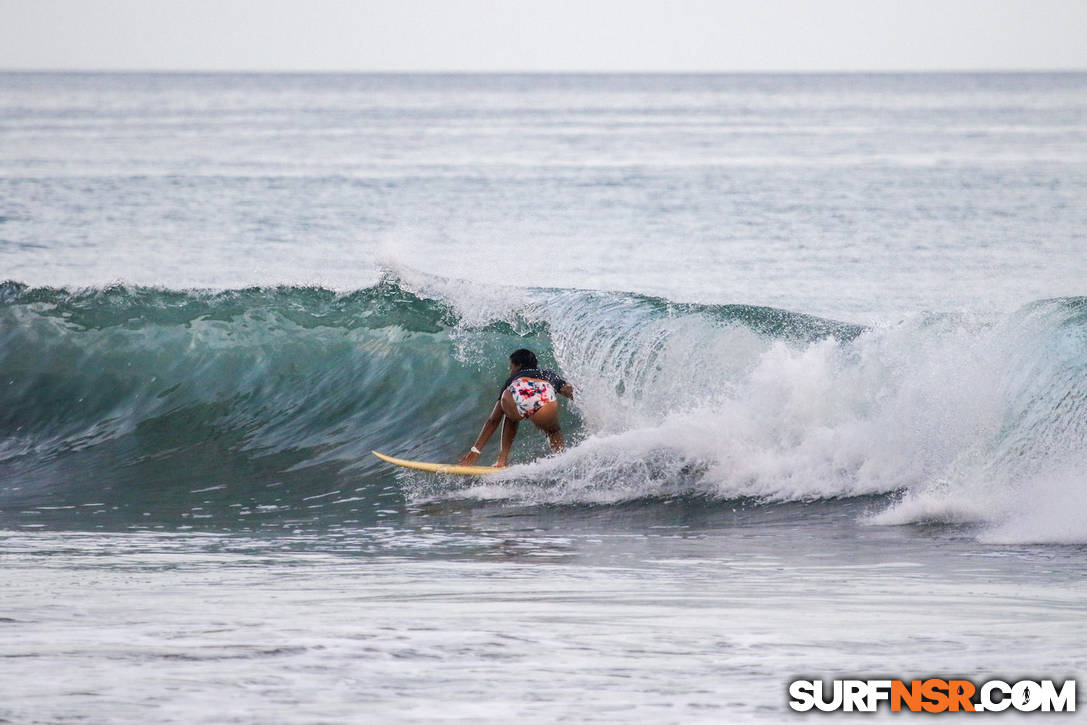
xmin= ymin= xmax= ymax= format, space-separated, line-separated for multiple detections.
xmin=1 ymin=72 xmax=1086 ymax=722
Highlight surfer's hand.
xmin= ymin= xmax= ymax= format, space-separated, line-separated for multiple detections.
xmin=458 ymin=451 xmax=480 ymax=465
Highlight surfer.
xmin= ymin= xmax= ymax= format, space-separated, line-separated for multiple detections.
xmin=458 ymin=348 xmax=574 ymax=468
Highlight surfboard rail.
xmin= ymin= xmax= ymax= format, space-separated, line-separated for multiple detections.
xmin=372 ymin=450 xmax=502 ymax=475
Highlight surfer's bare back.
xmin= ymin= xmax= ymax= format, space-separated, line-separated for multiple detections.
xmin=458 ymin=348 xmax=574 ymax=468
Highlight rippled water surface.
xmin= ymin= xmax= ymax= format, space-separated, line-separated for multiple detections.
xmin=2 ymin=72 xmax=1086 ymax=722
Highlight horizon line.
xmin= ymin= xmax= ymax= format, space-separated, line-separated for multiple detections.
xmin=3 ymin=68 xmax=1086 ymax=75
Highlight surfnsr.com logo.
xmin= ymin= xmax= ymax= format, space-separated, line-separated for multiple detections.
xmin=788 ymin=678 xmax=1076 ymax=713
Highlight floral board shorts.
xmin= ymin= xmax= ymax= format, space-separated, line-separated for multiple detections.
xmin=506 ymin=378 xmax=557 ymax=418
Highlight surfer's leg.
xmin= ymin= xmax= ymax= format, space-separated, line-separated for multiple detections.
xmin=499 ymin=389 xmax=522 ymax=420
xmin=529 ymin=401 xmax=565 ymax=453
xmin=497 ymin=391 xmax=522 ymax=467
xmin=497 ymin=415 xmax=518 ymax=467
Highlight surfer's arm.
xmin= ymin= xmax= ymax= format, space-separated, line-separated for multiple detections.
xmin=458 ymin=401 xmax=503 ymax=465
xmin=543 ymin=370 xmax=572 ymax=400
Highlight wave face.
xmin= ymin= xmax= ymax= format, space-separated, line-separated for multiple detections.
xmin=1 ymin=277 xmax=1085 ymax=543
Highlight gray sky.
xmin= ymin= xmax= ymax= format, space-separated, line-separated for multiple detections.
xmin=2 ymin=0 xmax=1086 ymax=72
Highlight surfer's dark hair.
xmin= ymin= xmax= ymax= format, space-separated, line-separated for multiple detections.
xmin=510 ymin=348 xmax=538 ymax=369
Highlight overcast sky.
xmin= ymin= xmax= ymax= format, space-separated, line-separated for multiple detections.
xmin=2 ymin=0 xmax=1085 ymax=72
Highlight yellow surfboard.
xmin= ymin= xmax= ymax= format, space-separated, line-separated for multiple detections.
xmin=372 ymin=450 xmax=502 ymax=475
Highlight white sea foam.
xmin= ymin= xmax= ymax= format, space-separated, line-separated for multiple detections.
xmin=408 ymin=271 xmax=1087 ymax=543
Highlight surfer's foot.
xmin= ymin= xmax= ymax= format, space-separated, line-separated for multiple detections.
xmin=493 ymin=460 xmax=507 ymax=468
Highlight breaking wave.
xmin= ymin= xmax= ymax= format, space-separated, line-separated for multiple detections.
xmin=1 ymin=274 xmax=1084 ymax=543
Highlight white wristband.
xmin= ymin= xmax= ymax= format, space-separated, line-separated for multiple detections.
xmin=470 ymin=446 xmax=482 ymax=455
